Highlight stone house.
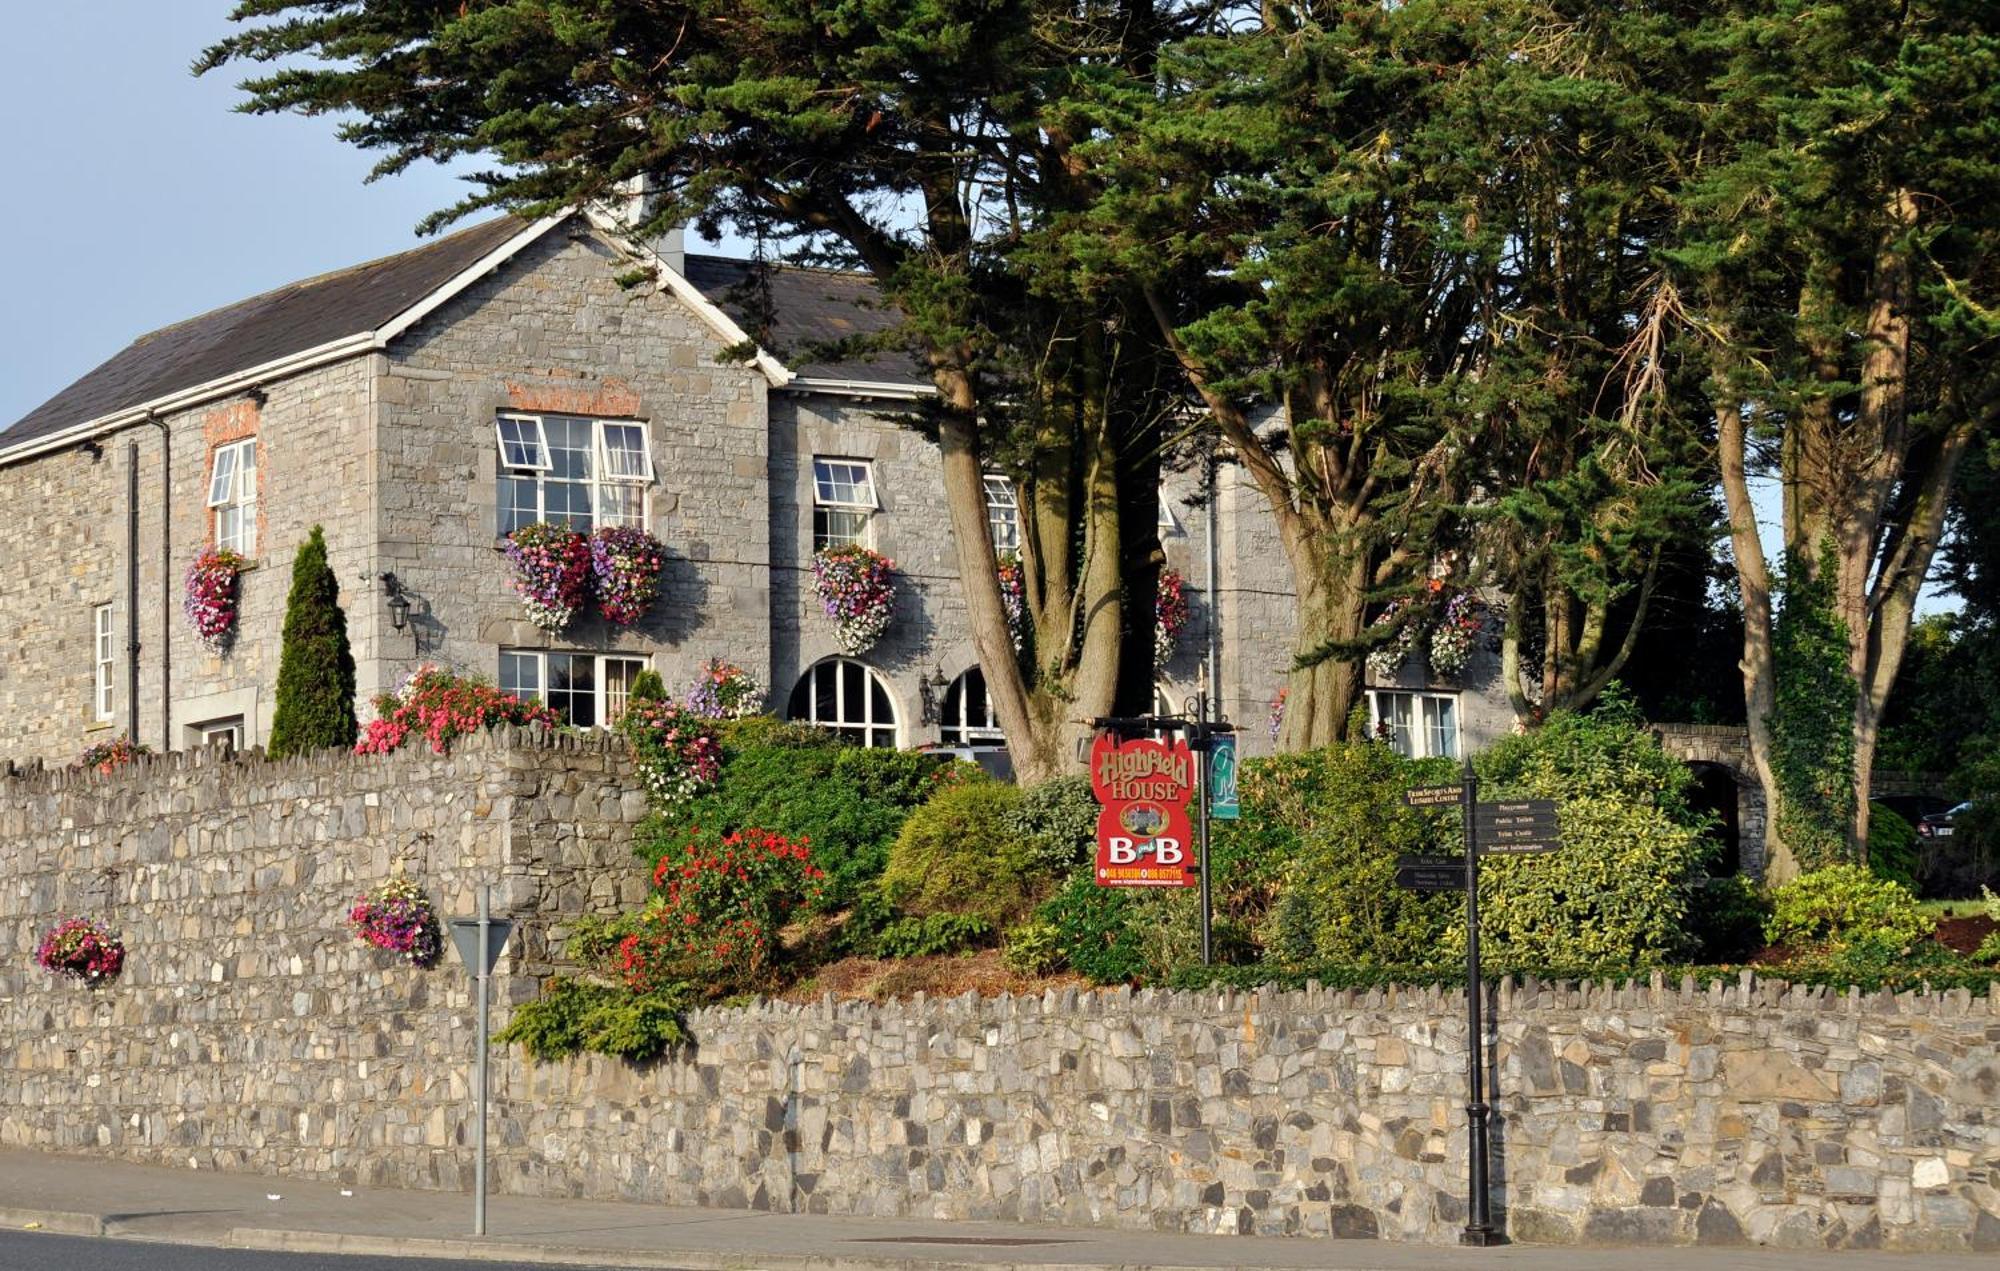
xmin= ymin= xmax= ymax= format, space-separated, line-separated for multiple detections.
xmin=0 ymin=210 xmax=1512 ymax=769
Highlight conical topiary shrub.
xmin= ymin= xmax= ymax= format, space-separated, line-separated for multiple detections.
xmin=267 ymin=525 xmax=358 ymax=758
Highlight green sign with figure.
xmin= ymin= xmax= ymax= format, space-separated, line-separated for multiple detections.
xmin=1209 ymin=733 xmax=1239 ymax=819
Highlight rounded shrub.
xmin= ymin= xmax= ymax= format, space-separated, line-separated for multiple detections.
xmin=1865 ymin=804 xmax=1919 ymax=890
xmin=880 ymin=783 xmax=1033 ymax=925
xmin=1001 ymin=775 xmax=1099 ymax=873
xmin=1765 ymin=864 xmax=1933 ymax=951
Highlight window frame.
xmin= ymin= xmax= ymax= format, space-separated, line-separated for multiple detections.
xmin=939 ymin=666 xmax=1006 ymax=747
xmin=1365 ymin=689 xmax=1460 ymax=760
xmin=207 ymin=437 xmax=258 ymax=554
xmin=1158 ymin=491 xmax=1180 ymax=535
xmin=193 ymin=716 xmax=245 ymax=752
xmin=811 ymin=457 xmax=878 ymax=551
xmin=984 ymin=474 xmax=1021 ymax=554
xmin=495 ymin=414 xmax=653 ymax=535
xmin=92 ymin=604 xmax=114 ymax=723
xmin=787 ymin=657 xmax=899 ymax=748
xmin=497 ymin=649 xmax=651 ymax=729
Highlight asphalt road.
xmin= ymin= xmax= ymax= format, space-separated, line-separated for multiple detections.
xmin=0 ymin=1230 xmax=657 ymax=1271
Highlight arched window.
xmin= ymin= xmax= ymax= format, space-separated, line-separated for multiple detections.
xmin=940 ymin=667 xmax=1006 ymax=747
xmin=787 ymin=658 xmax=898 ymax=748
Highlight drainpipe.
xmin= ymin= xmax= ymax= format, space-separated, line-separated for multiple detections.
xmin=125 ymin=442 xmax=141 ymax=741
xmin=148 ymin=414 xmax=172 ymax=752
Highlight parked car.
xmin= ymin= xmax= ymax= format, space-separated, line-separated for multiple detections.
xmin=1917 ymin=801 xmax=1974 ymax=840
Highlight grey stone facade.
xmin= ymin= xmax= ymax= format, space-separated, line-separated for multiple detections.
xmin=2 ymin=740 xmax=1996 ymax=1250
xmin=0 ymin=215 xmax=1512 ymax=768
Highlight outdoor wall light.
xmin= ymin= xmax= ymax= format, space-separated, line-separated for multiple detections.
xmin=379 ymin=571 xmax=418 ymax=655
xmin=918 ymin=663 xmax=949 ymax=725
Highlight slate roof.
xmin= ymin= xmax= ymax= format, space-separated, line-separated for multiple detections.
xmin=3 ymin=217 xmax=926 ymax=454
xmin=682 ymin=254 xmax=923 ymax=386
xmin=1 ymin=216 xmax=530 ymax=451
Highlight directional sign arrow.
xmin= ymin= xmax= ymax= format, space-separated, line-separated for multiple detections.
xmin=1394 ymin=854 xmax=1467 ymax=891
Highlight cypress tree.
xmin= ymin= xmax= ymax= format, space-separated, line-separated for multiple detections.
xmin=267 ymin=525 xmax=358 ymax=758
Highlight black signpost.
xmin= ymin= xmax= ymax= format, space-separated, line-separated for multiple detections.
xmin=1398 ymin=770 xmax=1565 ymax=1247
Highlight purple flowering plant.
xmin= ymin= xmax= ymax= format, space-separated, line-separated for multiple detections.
xmin=504 ymin=522 xmax=593 ymax=633
xmin=997 ymin=552 xmax=1026 ymax=651
xmin=35 ymin=916 xmax=125 ymax=986
xmin=349 ymin=876 xmax=442 ymax=968
xmin=618 ymin=696 xmax=723 ymax=806
xmin=811 ymin=545 xmax=897 ymax=655
xmin=687 ymin=658 xmax=765 ymax=719
xmin=184 ymin=548 xmax=249 ymax=654
xmin=589 ymin=526 xmax=668 ymax=626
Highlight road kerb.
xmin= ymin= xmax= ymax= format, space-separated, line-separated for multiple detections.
xmin=0 ymin=1206 xmax=105 ymax=1238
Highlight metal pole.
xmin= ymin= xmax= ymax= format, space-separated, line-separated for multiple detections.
xmin=1195 ymin=683 xmax=1213 ymax=966
xmin=1461 ymin=761 xmax=1497 ymax=1246
xmin=474 ymin=883 xmax=490 ymax=1237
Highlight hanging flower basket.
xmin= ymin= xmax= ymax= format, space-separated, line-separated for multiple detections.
xmin=618 ymin=696 xmax=723 ymax=806
xmin=1365 ymin=596 xmax=1426 ymax=678
xmin=348 ymin=876 xmax=442 ymax=968
xmin=183 ymin=548 xmax=249 ymax=654
xmin=997 ymin=552 xmax=1027 ymax=652
xmin=75 ymin=735 xmax=149 ymax=775
xmin=35 ymin=916 xmax=125 ymax=986
xmin=687 ymin=659 xmax=765 ymax=719
xmin=812 ymin=545 xmax=897 ymax=656
xmin=1268 ymin=686 xmax=1287 ymax=742
xmin=589 ymin=526 xmax=668 ymax=626
xmin=504 ymin=522 xmax=592 ymax=633
xmin=1155 ymin=568 xmax=1191 ymax=666
xmin=1427 ymin=589 xmax=1487 ymax=679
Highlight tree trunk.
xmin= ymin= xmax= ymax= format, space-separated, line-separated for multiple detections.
xmin=1277 ymin=542 xmax=1368 ymax=751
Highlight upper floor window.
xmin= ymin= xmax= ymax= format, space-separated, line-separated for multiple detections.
xmin=1367 ymin=689 xmax=1458 ymax=760
xmin=92 ymin=604 xmax=114 ymax=722
xmin=497 ymin=414 xmax=651 ymax=536
xmin=812 ymin=458 xmax=876 ymax=550
xmin=498 ymin=649 xmax=648 ymax=729
xmin=207 ymin=438 xmax=257 ymax=554
xmin=985 ymin=475 xmax=1020 ymax=553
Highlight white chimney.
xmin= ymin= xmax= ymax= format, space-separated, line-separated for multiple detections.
xmin=615 ymin=175 xmax=686 ymax=276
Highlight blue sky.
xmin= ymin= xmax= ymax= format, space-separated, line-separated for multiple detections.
xmin=0 ymin=5 xmax=1954 ymax=614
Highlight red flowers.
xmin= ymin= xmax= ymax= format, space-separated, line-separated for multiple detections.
xmin=36 ymin=917 xmax=125 ymax=986
xmin=621 ymin=828 xmax=824 ymax=991
xmin=356 ymin=665 xmax=560 ymax=755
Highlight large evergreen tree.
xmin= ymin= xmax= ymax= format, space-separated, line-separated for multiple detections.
xmin=1662 ymin=0 xmax=2000 ymax=876
xmin=267 ymin=525 xmax=357 ymax=758
xmin=201 ymin=0 xmax=1193 ymax=780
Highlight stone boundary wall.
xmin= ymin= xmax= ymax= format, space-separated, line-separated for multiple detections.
xmin=0 ymin=738 xmax=1996 ymax=1250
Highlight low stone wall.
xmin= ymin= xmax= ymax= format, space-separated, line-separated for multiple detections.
xmin=0 ymin=737 xmax=1995 ymax=1249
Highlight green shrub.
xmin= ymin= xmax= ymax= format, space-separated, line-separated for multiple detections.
xmin=873 ymin=912 xmax=994 ymax=958
xmin=1002 ymin=919 xmax=1067 ymax=976
xmin=1765 ymin=865 xmax=1933 ymax=951
xmin=1978 ymin=889 xmax=2000 ymax=963
xmin=1033 ymin=867 xmax=1146 ymax=983
xmin=494 ymin=977 xmax=687 ymax=1064
xmin=1248 ymin=736 xmax=1460 ymax=970
xmin=268 ymin=526 xmax=357 ymax=758
xmin=1002 ymin=776 xmax=1099 ymax=873
xmin=647 ymin=733 xmax=951 ymax=907
xmin=1465 ymin=703 xmax=1719 ymax=967
xmin=1686 ymin=875 xmax=1772 ymax=963
xmin=880 ymin=783 xmax=1035 ymax=924
xmin=628 ymin=669 xmax=668 ymax=706
xmin=1867 ymin=805 xmax=1919 ymax=890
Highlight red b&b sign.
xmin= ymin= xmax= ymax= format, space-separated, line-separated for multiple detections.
xmin=1091 ymin=733 xmax=1197 ymax=887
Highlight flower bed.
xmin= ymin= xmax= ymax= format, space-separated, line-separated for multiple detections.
xmin=505 ymin=522 xmax=593 ymax=633
xmin=590 ymin=526 xmax=668 ymax=626
xmin=812 ymin=545 xmax=897 ymax=655
xmin=1155 ymin=568 xmax=1190 ymax=665
xmin=355 ymin=664 xmax=560 ymax=755
xmin=184 ymin=548 xmax=249 ymax=653
xmin=349 ymin=876 xmax=442 ymax=968
xmin=619 ymin=828 xmax=825 ymax=991
xmin=35 ymin=916 xmax=125 ymax=986
xmin=617 ymin=696 xmax=723 ymax=806
xmin=76 ymin=735 xmax=149 ymax=774
xmin=687 ymin=659 xmax=765 ymax=719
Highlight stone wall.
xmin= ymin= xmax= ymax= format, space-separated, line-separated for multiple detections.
xmin=0 ymin=742 xmax=1993 ymax=1252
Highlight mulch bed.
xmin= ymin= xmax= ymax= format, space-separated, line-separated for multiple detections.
xmin=1933 ymin=913 xmax=1997 ymax=956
